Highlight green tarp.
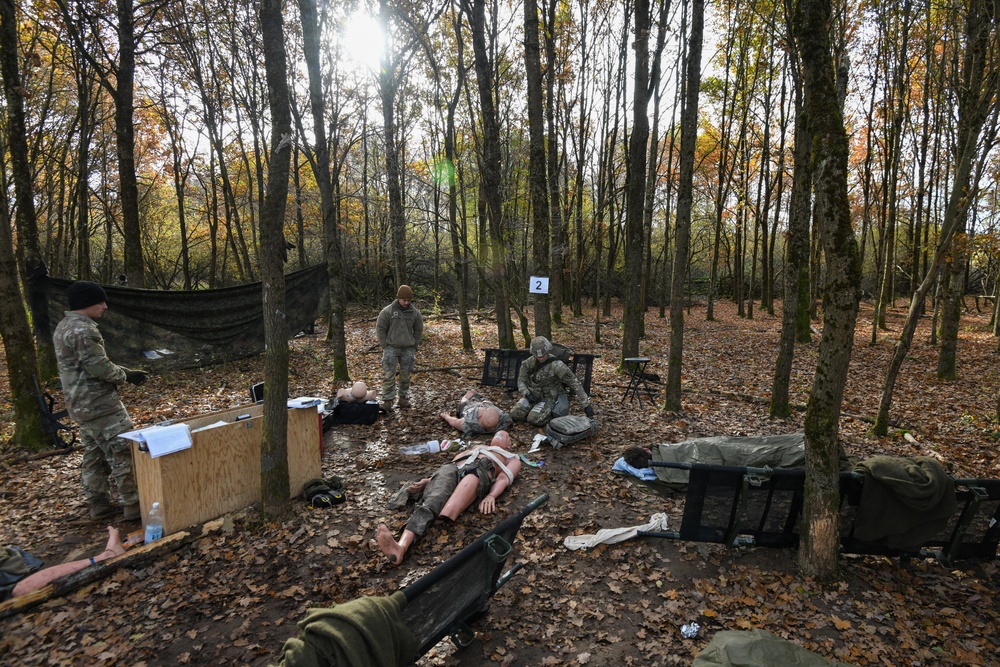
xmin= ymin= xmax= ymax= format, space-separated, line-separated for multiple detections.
xmin=692 ymin=629 xmax=857 ymax=667
xmin=650 ymin=434 xmax=808 ymax=489
xmin=34 ymin=264 xmax=329 ymax=370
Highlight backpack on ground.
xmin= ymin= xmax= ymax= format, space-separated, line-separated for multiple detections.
xmin=545 ymin=415 xmax=599 ymax=448
xmin=303 ymin=477 xmax=346 ymax=507
xmin=550 ymin=343 xmax=573 ymax=363
xmin=326 ymin=399 xmax=384 ymax=427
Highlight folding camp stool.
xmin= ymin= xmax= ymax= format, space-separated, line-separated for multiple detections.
xmin=622 ymin=357 xmax=655 ymax=407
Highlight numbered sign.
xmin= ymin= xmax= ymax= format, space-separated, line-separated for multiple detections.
xmin=529 ymin=276 xmax=549 ymax=294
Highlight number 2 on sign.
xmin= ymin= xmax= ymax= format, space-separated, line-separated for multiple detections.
xmin=529 ymin=276 xmax=549 ymax=294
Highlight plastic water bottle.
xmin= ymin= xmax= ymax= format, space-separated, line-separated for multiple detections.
xmin=400 ymin=440 xmax=441 ymax=456
xmin=144 ymin=502 xmax=164 ymax=544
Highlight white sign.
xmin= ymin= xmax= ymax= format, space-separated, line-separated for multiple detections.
xmin=529 ymin=276 xmax=549 ymax=294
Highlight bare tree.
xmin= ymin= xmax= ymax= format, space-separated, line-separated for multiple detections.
xmin=874 ymin=0 xmax=999 ymax=435
xmin=296 ymin=0 xmax=349 ymax=381
xmin=664 ymin=0 xmax=703 ymax=410
xmin=770 ymin=27 xmax=811 ymax=419
xmin=464 ymin=0 xmax=514 ymax=347
xmin=444 ymin=2 xmax=472 ymax=350
xmin=543 ymin=0 xmax=567 ymax=325
xmin=795 ymin=0 xmax=862 ymax=580
xmin=378 ymin=0 xmax=444 ymax=288
xmin=55 ymin=0 xmax=165 ymax=287
xmin=524 ymin=0 xmax=550 ymax=338
xmin=621 ymin=0 xmax=652 ymax=361
xmin=259 ymin=0 xmax=292 ymax=516
xmin=0 ymin=0 xmax=44 ymax=447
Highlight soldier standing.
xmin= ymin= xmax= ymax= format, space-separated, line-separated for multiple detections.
xmin=376 ymin=285 xmax=423 ymax=409
xmin=53 ymin=281 xmax=148 ymax=521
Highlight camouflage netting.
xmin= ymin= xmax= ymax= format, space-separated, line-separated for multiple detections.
xmin=33 ymin=264 xmax=329 ymax=371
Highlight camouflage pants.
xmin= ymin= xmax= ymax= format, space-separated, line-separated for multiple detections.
xmin=510 ymin=393 xmax=569 ymax=426
xmin=78 ymin=408 xmax=138 ymax=506
xmin=381 ymin=345 xmax=416 ymax=401
xmin=405 ymin=458 xmax=494 ymax=539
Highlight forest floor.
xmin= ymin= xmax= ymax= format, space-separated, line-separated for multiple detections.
xmin=1 ymin=298 xmax=998 ymax=666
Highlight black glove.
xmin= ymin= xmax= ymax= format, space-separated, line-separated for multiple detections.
xmin=584 ymin=406 xmax=594 ymax=418
xmin=125 ymin=369 xmax=148 ymax=386
xmin=526 ymin=393 xmax=538 ymax=404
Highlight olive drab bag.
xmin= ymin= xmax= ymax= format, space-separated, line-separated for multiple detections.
xmin=545 ymin=415 xmax=599 ymax=448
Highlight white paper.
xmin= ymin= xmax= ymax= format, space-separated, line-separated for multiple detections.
xmin=142 ymin=423 xmax=193 ymax=458
xmin=287 ymin=397 xmax=326 ymax=412
xmin=142 ymin=350 xmax=162 ymax=359
xmin=120 ymin=423 xmax=192 ymax=458
xmin=529 ymin=433 xmax=547 ymax=453
xmin=190 ymin=420 xmax=231 ymax=434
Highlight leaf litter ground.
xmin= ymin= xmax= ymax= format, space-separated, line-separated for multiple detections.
xmin=0 ymin=300 xmax=998 ymax=666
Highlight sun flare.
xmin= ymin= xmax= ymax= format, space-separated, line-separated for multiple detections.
xmin=340 ymin=11 xmax=384 ymax=74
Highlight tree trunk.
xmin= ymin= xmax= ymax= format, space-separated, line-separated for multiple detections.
xmin=544 ymin=0 xmax=566 ymax=326
xmin=297 ymin=0 xmax=348 ymax=381
xmin=156 ymin=75 xmax=193 ymax=291
xmin=770 ymin=59 xmax=811 ymax=419
xmin=0 ymin=135 xmax=44 ymax=449
xmin=643 ymin=81 xmax=663 ymax=324
xmin=706 ymin=14 xmax=737 ymax=322
xmin=621 ymin=0 xmax=650 ymax=362
xmin=664 ymin=0 xmax=703 ymax=411
xmin=259 ymin=0 xmax=291 ymax=517
xmin=659 ymin=0 xmax=685 ymax=319
xmin=524 ymin=0 xmax=551 ymax=338
xmin=936 ymin=0 xmax=998 ymax=381
xmin=467 ymin=0 xmax=514 ymax=348
xmin=0 ymin=0 xmax=55 ymax=379
xmin=875 ymin=0 xmax=914 ymax=332
xmin=72 ymin=42 xmax=96 ymax=283
xmin=446 ymin=25 xmax=472 ymax=351
xmin=909 ymin=24 xmax=934 ymax=306
xmin=380 ymin=0 xmax=407 ymax=288
xmin=795 ymin=0 xmax=861 ymax=581
xmin=113 ymin=0 xmax=143 ymax=287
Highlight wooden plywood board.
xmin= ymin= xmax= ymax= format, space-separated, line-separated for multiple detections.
xmin=286 ymin=406 xmax=322 ymax=497
xmin=131 ymin=404 xmax=321 ymax=534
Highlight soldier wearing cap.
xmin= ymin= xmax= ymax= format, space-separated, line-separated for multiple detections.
xmin=52 ymin=281 xmax=149 ymax=521
xmin=511 ymin=336 xmax=594 ymax=426
xmin=376 ymin=285 xmax=424 ymax=409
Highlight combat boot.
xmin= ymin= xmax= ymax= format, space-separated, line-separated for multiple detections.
xmin=123 ymin=502 xmax=141 ymax=521
xmin=89 ymin=497 xmax=119 ymax=521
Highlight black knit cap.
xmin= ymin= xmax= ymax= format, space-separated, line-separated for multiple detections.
xmin=67 ymin=281 xmax=108 ymax=310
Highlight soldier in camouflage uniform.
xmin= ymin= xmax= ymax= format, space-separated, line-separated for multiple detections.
xmin=53 ymin=281 xmax=149 ymax=521
xmin=511 ymin=336 xmax=595 ymax=426
xmin=376 ymin=285 xmax=424 ymax=409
